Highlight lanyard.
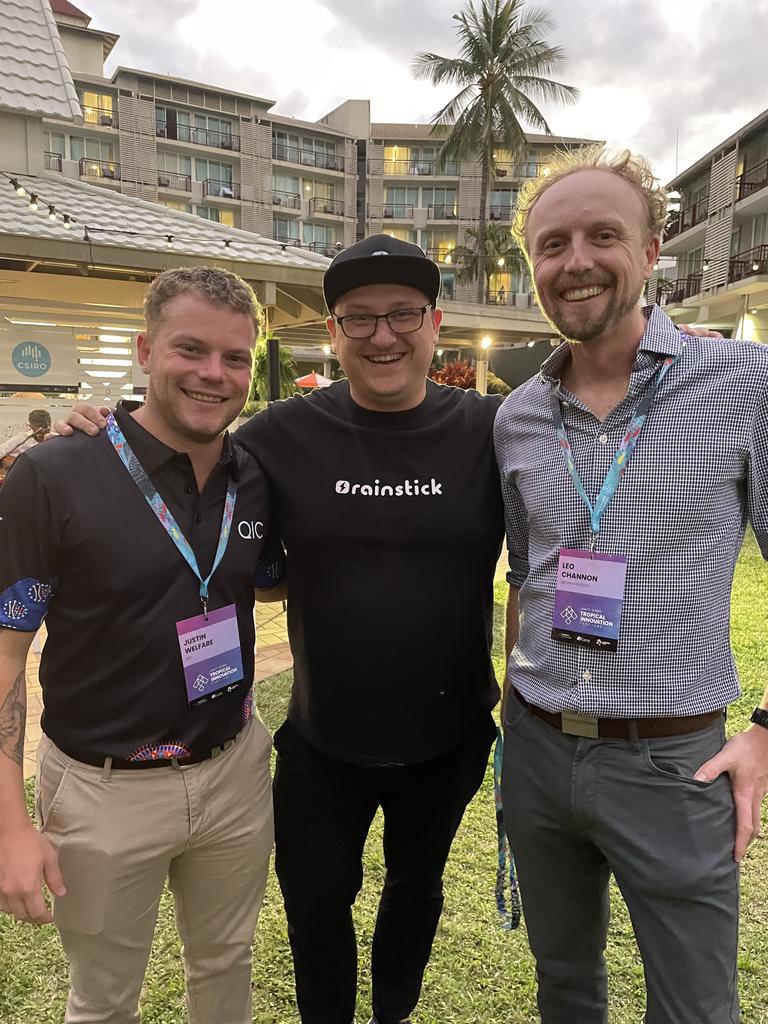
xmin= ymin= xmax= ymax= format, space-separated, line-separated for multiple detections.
xmin=106 ymin=414 xmax=237 ymax=615
xmin=550 ymin=353 xmax=680 ymax=537
xmin=493 ymin=727 xmax=521 ymax=931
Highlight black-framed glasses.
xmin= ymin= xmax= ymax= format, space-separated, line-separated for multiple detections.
xmin=334 ymin=305 xmax=433 ymax=339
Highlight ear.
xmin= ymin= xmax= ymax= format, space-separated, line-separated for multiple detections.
xmin=644 ymin=235 xmax=661 ymax=279
xmin=325 ymin=315 xmax=337 ymax=353
xmin=136 ymin=331 xmax=152 ymax=373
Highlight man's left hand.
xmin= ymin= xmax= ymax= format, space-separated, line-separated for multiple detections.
xmin=694 ymin=725 xmax=768 ymax=862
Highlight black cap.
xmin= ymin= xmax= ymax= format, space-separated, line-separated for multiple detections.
xmin=323 ymin=234 xmax=441 ymax=311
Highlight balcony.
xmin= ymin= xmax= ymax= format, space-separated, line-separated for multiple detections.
xmin=273 ymin=235 xmax=302 ymax=248
xmin=728 ymin=245 xmax=768 ymax=284
xmin=665 ymin=196 xmax=709 ymax=240
xmin=381 ymin=203 xmax=414 ymax=219
xmin=487 ymin=290 xmax=535 ymax=307
xmin=79 ymin=157 xmax=120 ymax=181
xmin=44 ymin=151 xmax=62 ymax=172
xmin=273 ymin=190 xmax=301 ymax=209
xmin=380 ymin=159 xmax=457 ymax=177
xmin=156 ymin=122 xmax=240 ymax=151
xmin=202 ymin=179 xmax=240 ymax=199
xmin=489 ymin=204 xmax=513 ymax=222
xmin=495 ymin=162 xmax=540 ymax=179
xmin=424 ymin=248 xmax=456 ymax=263
xmin=309 ymin=196 xmax=344 ymax=217
xmin=81 ymin=103 xmax=117 ymax=128
xmin=658 ymin=273 xmax=702 ymax=306
xmin=272 ymin=144 xmax=344 ymax=172
xmin=736 ymin=159 xmax=768 ymax=202
xmin=428 ymin=204 xmax=458 ymax=220
xmin=157 ymin=170 xmax=192 ymax=191
xmin=307 ymin=241 xmax=340 ymax=257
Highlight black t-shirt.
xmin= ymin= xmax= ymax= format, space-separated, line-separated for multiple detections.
xmin=0 ymin=403 xmax=277 ymax=760
xmin=235 ymin=379 xmax=504 ymax=765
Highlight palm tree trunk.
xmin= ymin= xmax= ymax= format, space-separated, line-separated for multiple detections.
xmin=476 ymin=152 xmax=490 ymax=304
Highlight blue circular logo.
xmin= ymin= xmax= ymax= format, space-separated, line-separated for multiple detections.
xmin=12 ymin=341 xmax=51 ymax=378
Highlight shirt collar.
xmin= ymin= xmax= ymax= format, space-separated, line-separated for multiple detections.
xmin=538 ymin=304 xmax=684 ymax=385
xmin=115 ymin=401 xmax=239 ymax=481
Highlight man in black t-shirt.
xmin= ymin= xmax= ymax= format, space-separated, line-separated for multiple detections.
xmin=0 ymin=268 xmax=278 ymax=1024
xmin=56 ymin=237 xmax=504 ymax=1024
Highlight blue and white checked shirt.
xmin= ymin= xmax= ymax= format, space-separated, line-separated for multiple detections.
xmin=495 ymin=305 xmax=768 ymax=717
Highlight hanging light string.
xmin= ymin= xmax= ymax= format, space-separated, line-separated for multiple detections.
xmin=3 ymin=174 xmax=332 ymax=255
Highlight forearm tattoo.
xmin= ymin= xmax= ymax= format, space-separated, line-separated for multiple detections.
xmin=0 ymin=671 xmax=26 ymax=767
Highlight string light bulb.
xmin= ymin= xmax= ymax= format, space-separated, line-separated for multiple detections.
xmin=48 ymin=204 xmax=57 ymax=221
xmin=28 ymin=193 xmax=39 ymax=211
xmin=10 ymin=178 xmax=26 ymax=196
xmin=166 ymin=234 xmax=174 ymax=247
xmin=63 ymin=214 xmax=73 ymax=228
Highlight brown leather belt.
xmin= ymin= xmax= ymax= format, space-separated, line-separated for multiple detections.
xmin=513 ymin=690 xmax=724 ymax=739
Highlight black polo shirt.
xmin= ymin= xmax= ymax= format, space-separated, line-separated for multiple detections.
xmin=0 ymin=402 xmax=278 ymax=761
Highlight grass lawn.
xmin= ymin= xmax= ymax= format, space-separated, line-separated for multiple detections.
xmin=1 ymin=533 xmax=766 ymax=1023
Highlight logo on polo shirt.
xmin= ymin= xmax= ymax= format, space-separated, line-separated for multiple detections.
xmin=237 ymin=520 xmax=264 ymax=540
xmin=335 ymin=477 xmax=443 ymax=497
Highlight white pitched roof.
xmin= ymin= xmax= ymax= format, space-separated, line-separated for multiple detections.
xmin=0 ymin=171 xmax=331 ymax=271
xmin=0 ymin=0 xmax=82 ymax=122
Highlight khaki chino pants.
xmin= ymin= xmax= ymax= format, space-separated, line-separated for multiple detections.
xmin=36 ymin=717 xmax=274 ymax=1024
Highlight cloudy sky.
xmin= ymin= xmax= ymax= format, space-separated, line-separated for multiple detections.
xmin=93 ymin=0 xmax=768 ymax=183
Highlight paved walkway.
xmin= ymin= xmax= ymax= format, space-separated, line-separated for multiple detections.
xmin=22 ymin=602 xmax=291 ymax=779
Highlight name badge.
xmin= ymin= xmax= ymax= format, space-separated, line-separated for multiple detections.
xmin=552 ymin=548 xmax=627 ymax=651
xmin=176 ymin=603 xmax=244 ymax=706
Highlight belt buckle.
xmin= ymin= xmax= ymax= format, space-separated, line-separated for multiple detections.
xmin=561 ymin=711 xmax=599 ymax=738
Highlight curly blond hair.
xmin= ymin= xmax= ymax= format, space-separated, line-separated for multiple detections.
xmin=512 ymin=144 xmax=668 ymax=254
xmin=144 ymin=266 xmax=263 ymax=335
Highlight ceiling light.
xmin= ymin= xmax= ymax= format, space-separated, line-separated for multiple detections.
xmin=480 ymin=335 xmax=492 ymax=349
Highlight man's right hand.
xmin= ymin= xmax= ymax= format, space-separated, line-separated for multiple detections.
xmin=0 ymin=823 xmax=66 ymax=924
xmin=52 ymin=404 xmax=111 ymax=437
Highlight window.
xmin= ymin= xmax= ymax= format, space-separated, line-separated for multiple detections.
xmin=195 ymin=206 xmax=235 ymax=226
xmin=273 ymin=216 xmax=299 ymax=240
xmin=440 ymin=271 xmax=455 ymax=299
xmin=157 ymin=152 xmax=192 ymax=176
xmin=302 ymin=223 xmax=333 ymax=245
xmin=420 ymin=229 xmax=456 ymax=260
xmin=159 ymin=199 xmax=192 ymax=213
xmin=194 ymin=159 xmax=233 ymax=184
xmin=273 ymin=173 xmax=299 ymax=194
xmin=70 ymin=136 xmax=115 ymax=163
xmin=423 ymin=187 xmax=457 ymax=217
xmin=384 ymin=186 xmax=417 ymax=212
xmin=273 ymin=130 xmax=300 ymax=162
xmin=303 ymin=179 xmax=335 ymax=201
xmin=43 ymin=131 xmax=65 ymax=156
xmin=80 ymin=91 xmax=114 ymax=126
xmin=384 ymin=228 xmax=418 ymax=244
xmin=490 ymin=188 xmax=518 ymax=220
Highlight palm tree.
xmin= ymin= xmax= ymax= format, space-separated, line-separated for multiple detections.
xmin=452 ymin=220 xmax=526 ymax=302
xmin=413 ymin=0 xmax=578 ymax=302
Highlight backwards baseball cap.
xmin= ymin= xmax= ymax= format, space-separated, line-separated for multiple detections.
xmin=323 ymin=234 xmax=441 ymax=312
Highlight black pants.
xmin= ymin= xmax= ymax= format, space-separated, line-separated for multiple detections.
xmin=273 ymin=715 xmax=496 ymax=1024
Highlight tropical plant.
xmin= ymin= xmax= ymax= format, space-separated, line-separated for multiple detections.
xmin=250 ymin=333 xmax=298 ymax=404
xmin=413 ymin=0 xmax=578 ymax=302
xmin=452 ymin=220 xmax=526 ymax=300
xmin=430 ymin=359 xmax=476 ymax=388
xmin=487 ymin=370 xmax=511 ymax=395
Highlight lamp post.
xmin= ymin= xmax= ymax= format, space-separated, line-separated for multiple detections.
xmin=477 ymin=335 xmax=492 ymax=395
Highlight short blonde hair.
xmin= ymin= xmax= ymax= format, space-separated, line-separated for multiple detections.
xmin=144 ymin=266 xmax=263 ymax=336
xmin=513 ymin=144 xmax=668 ymax=254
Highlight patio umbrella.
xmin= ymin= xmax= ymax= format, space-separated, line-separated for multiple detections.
xmin=295 ymin=371 xmax=333 ymax=389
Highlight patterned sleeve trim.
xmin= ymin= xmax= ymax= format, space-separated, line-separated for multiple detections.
xmin=0 ymin=577 xmax=56 ymax=631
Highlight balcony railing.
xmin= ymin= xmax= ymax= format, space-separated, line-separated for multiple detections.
xmin=156 ymin=122 xmax=240 ymax=151
xmin=487 ymin=290 xmax=535 ymax=307
xmin=79 ymin=157 xmax=120 ymax=181
xmin=44 ymin=151 xmax=62 ymax=172
xmin=157 ymin=170 xmax=192 ymax=191
xmin=658 ymin=272 xmax=702 ymax=306
xmin=736 ymin=159 xmax=768 ymax=202
xmin=381 ymin=203 xmax=414 ymax=219
xmin=309 ymin=196 xmax=344 ymax=217
xmin=729 ymin=244 xmax=768 ymax=284
xmin=273 ymin=235 xmax=301 ymax=248
xmin=665 ymin=196 xmax=709 ymax=239
xmin=202 ymin=178 xmax=240 ymax=199
xmin=489 ymin=204 xmax=514 ymax=221
xmin=494 ymin=162 xmax=540 ymax=178
xmin=272 ymin=144 xmax=344 ymax=172
xmin=380 ymin=160 xmax=458 ymax=177
xmin=307 ymin=241 xmax=340 ymax=257
xmin=424 ymin=247 xmax=456 ymax=263
xmin=427 ymin=204 xmax=458 ymax=220
xmin=273 ymin=190 xmax=301 ymax=209
xmin=81 ymin=103 xmax=117 ymax=128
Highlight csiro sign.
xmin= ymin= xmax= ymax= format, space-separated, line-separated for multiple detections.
xmin=11 ymin=342 xmax=52 ymax=378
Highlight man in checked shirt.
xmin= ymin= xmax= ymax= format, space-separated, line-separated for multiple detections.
xmin=495 ymin=145 xmax=768 ymax=1024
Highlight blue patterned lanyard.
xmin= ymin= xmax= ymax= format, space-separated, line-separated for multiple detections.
xmin=493 ymin=727 xmax=521 ymax=931
xmin=106 ymin=414 xmax=237 ymax=615
xmin=550 ymin=353 xmax=681 ymax=537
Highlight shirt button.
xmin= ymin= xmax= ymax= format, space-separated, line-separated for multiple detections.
xmin=598 ymin=433 xmax=609 ymax=444
xmin=582 ymin=670 xmax=592 ymax=682
xmin=195 ymin=514 xmax=203 ymax=524
xmin=185 ymin=485 xmax=193 ymax=495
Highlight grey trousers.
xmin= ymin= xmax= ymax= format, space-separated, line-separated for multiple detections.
xmin=502 ymin=693 xmax=740 ymax=1024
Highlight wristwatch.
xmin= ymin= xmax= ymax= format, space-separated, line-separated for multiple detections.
xmin=750 ymin=708 xmax=768 ymax=731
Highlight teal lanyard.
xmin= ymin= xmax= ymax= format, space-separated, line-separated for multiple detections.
xmin=550 ymin=353 xmax=681 ymax=537
xmin=494 ymin=727 xmax=521 ymax=931
xmin=106 ymin=413 xmax=237 ymax=615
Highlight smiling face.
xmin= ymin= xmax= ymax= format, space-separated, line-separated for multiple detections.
xmin=326 ymin=283 xmax=442 ymax=411
xmin=136 ymin=291 xmax=255 ymax=447
xmin=526 ymin=169 xmax=660 ymax=346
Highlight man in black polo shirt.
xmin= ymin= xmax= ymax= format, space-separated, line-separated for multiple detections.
xmin=0 ymin=267 xmax=277 ymax=1024
xmin=56 ymin=237 xmax=504 ymax=1024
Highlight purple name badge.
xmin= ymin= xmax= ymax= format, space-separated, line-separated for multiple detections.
xmin=552 ymin=548 xmax=628 ymax=652
xmin=176 ymin=603 xmax=244 ymax=706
